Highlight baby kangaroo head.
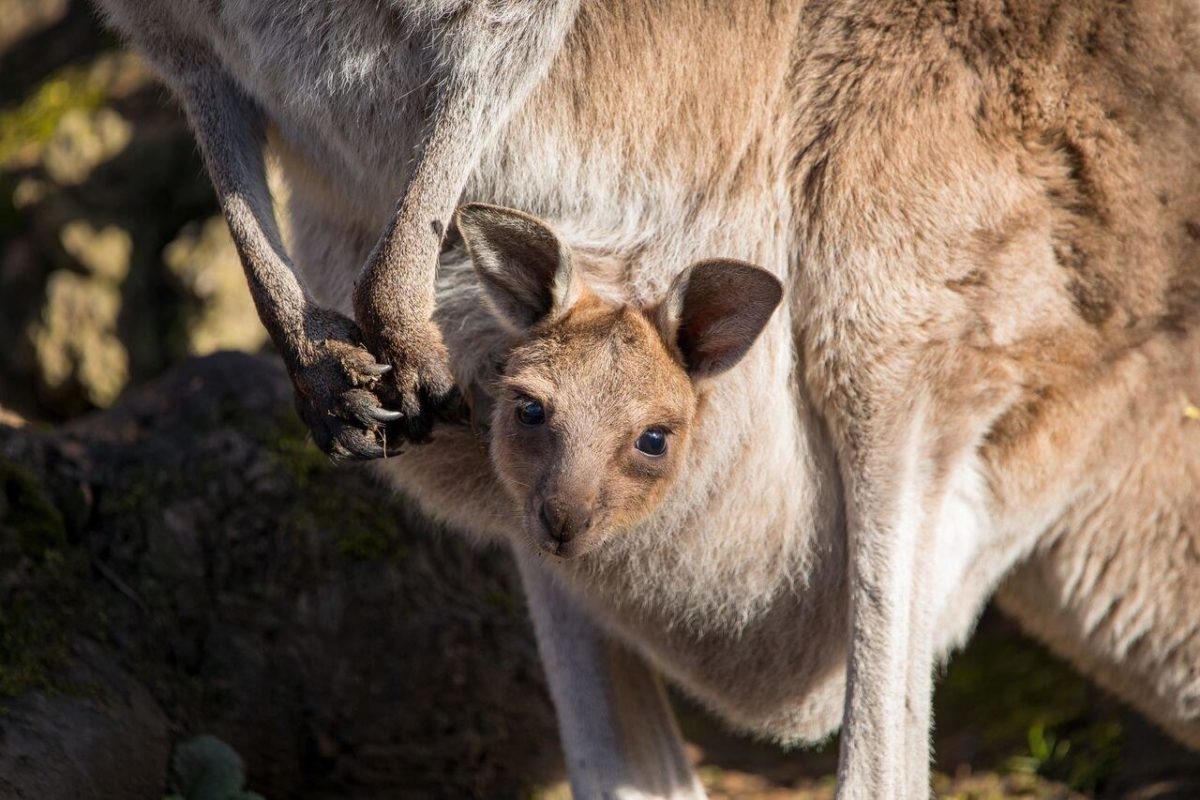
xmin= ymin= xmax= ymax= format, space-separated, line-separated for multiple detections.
xmin=455 ymin=203 xmax=783 ymax=559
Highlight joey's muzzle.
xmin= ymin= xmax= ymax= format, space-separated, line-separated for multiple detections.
xmin=533 ymin=496 xmax=597 ymax=557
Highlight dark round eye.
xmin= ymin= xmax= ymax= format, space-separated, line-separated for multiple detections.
xmin=635 ymin=427 xmax=668 ymax=457
xmin=516 ymin=397 xmax=546 ymax=426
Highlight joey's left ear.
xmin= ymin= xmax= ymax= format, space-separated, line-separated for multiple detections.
xmin=455 ymin=203 xmax=580 ymax=333
xmin=657 ymin=259 xmax=784 ymax=380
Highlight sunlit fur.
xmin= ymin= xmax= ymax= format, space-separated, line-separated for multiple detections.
xmin=96 ymin=1 xmax=1200 ymax=797
xmin=491 ymin=296 xmax=697 ymax=559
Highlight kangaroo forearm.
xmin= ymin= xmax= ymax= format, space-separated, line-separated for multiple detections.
xmin=222 ymin=193 xmax=312 ymax=362
xmin=352 ymin=68 xmax=510 ymax=341
xmin=353 ymin=1 xmax=581 ymax=340
xmin=352 ymin=127 xmax=461 ymax=339
xmin=179 ymin=68 xmax=314 ymax=366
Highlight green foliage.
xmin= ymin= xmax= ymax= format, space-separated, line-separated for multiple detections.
xmin=0 ymin=456 xmax=66 ymax=558
xmin=936 ymin=616 xmax=1124 ymax=794
xmin=168 ymin=735 xmax=265 ymax=800
xmin=0 ymin=65 xmax=107 ymax=167
xmin=1006 ymin=718 xmax=1123 ymax=793
xmin=0 ymin=458 xmax=89 ymax=700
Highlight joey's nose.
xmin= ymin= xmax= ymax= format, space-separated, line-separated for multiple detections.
xmin=538 ymin=501 xmax=592 ymax=543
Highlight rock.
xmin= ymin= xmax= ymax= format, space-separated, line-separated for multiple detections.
xmin=0 ymin=640 xmax=171 ymax=800
xmin=0 ymin=52 xmax=144 ymax=171
xmin=0 ymin=353 xmax=562 ymax=799
xmin=0 ymin=41 xmax=241 ymax=421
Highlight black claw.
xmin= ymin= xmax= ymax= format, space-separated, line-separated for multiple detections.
xmin=341 ymin=390 xmax=403 ymax=429
xmin=291 ymin=339 xmax=461 ymax=459
xmin=367 ymin=405 xmax=403 ymax=423
xmin=336 ymin=431 xmax=386 ymax=460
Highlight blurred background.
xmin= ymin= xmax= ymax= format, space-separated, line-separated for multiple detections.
xmin=0 ymin=2 xmax=1197 ymax=798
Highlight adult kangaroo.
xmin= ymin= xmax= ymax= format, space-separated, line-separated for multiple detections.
xmin=96 ymin=1 xmax=1200 ymax=797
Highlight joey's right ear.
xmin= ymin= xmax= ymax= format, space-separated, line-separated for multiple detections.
xmin=455 ymin=203 xmax=580 ymax=333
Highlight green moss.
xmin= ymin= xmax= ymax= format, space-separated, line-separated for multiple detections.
xmin=0 ymin=458 xmax=67 ymax=560
xmin=268 ymin=424 xmax=332 ymax=492
xmin=314 ymin=489 xmax=406 ymax=564
xmin=0 ymin=65 xmax=107 ymax=167
xmin=0 ymin=537 xmax=77 ymax=700
xmin=0 ymin=458 xmax=90 ymax=701
xmin=0 ymin=594 xmax=71 ymax=699
xmin=255 ymin=411 xmax=409 ymax=564
xmin=99 ymin=470 xmax=155 ymax=517
xmin=936 ymin=618 xmax=1123 ymax=793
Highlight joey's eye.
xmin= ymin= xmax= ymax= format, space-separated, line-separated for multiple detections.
xmin=516 ymin=397 xmax=546 ymax=426
xmin=635 ymin=427 xmax=668 ymax=457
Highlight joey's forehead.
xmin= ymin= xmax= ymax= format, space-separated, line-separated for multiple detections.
xmin=508 ymin=310 xmax=692 ymax=410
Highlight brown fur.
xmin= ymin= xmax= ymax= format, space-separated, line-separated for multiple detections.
xmin=492 ymin=298 xmax=697 ymax=558
xmin=456 ymin=204 xmax=783 ymax=560
xmin=94 ymin=1 xmax=1200 ymax=796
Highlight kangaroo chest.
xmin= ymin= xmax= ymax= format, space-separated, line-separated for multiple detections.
xmin=197 ymin=1 xmax=799 ymax=265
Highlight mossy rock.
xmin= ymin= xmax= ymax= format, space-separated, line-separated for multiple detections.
xmin=0 ymin=62 xmax=107 ymax=169
xmin=0 ymin=457 xmax=88 ymax=700
xmin=0 ymin=46 xmax=227 ymax=422
xmin=0 ymin=354 xmax=562 ymax=798
xmin=0 ymin=456 xmax=66 ymax=559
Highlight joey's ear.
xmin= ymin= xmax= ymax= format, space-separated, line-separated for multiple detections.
xmin=455 ymin=203 xmax=580 ymax=333
xmin=657 ymin=259 xmax=783 ymax=380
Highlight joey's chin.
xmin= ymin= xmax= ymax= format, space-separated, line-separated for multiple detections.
xmin=533 ymin=534 xmax=598 ymax=560
xmin=525 ymin=519 xmax=607 ymax=560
